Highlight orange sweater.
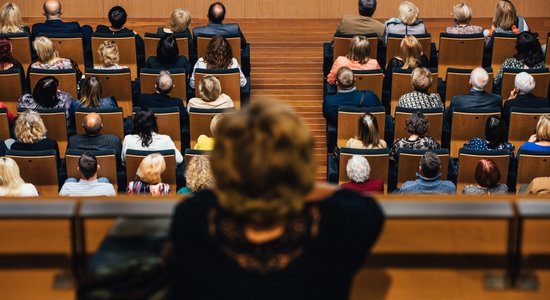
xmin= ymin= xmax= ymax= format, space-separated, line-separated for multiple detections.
xmin=327 ymin=56 xmax=381 ymax=84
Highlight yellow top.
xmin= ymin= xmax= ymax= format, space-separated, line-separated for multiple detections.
xmin=194 ymin=135 xmax=215 ymax=150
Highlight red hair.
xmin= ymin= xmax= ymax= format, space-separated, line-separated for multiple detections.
xmin=0 ymin=37 xmax=17 ymax=69
xmin=475 ymin=159 xmax=501 ymax=188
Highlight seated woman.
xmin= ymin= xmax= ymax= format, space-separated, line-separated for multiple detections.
xmin=484 ymin=0 xmax=529 ymax=41
xmin=0 ymin=157 xmax=38 ymax=197
xmin=127 ymin=153 xmax=170 ymax=195
xmin=157 ymin=8 xmax=195 ymax=57
xmin=194 ymin=114 xmax=221 ymax=151
xmin=384 ymin=1 xmax=427 ymax=43
xmin=30 ymin=36 xmax=81 ymax=78
xmin=326 ymin=36 xmax=380 ymax=84
xmin=18 ymin=76 xmax=74 ymax=126
xmin=0 ymin=37 xmax=23 ymax=72
xmin=190 ymin=35 xmax=247 ymax=89
xmin=341 ymin=155 xmax=384 ymax=193
xmin=519 ymin=115 xmax=550 ymax=152
xmin=177 ymin=156 xmax=214 ymax=195
xmin=463 ymin=159 xmax=508 ymax=194
xmin=169 ymin=100 xmax=384 ymax=299
xmin=383 ymin=35 xmax=428 ymax=90
xmin=390 ymin=111 xmax=440 ymax=162
xmin=463 ymin=116 xmax=514 ymax=153
xmin=0 ymin=2 xmax=28 ymax=34
xmin=187 ymin=75 xmax=234 ymax=112
xmin=146 ymin=33 xmax=188 ymax=70
xmin=446 ymin=3 xmax=483 ymax=34
xmin=346 ymin=113 xmax=387 ymax=149
xmin=95 ymin=41 xmax=127 ymax=70
xmin=95 ymin=6 xmax=134 ymax=35
xmin=396 ymin=67 xmax=442 ymax=111
xmin=70 ymin=76 xmax=117 ymax=113
xmin=121 ymin=108 xmax=183 ymax=165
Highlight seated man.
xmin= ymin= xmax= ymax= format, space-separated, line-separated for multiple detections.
xmin=336 ymin=0 xmax=385 ymax=38
xmin=395 ymin=151 xmax=456 ymax=194
xmin=68 ymin=112 xmax=122 ymax=159
xmin=502 ymin=72 xmax=550 ymax=124
xmin=31 ymin=0 xmax=86 ymax=38
xmin=59 ymin=152 xmax=116 ymax=196
xmin=193 ymin=2 xmax=247 ymax=49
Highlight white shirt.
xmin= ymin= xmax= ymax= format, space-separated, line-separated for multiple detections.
xmin=122 ymin=132 xmax=184 ymax=164
xmin=0 ymin=183 xmax=39 ymax=197
xmin=59 ymin=180 xmax=116 ymax=197
xmin=190 ymin=57 xmax=247 ymax=88
xmin=187 ymin=93 xmax=234 ymax=112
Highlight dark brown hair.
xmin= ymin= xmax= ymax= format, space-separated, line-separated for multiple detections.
xmin=203 ymin=35 xmax=233 ymax=70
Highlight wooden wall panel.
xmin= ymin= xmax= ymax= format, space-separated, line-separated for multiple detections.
xmin=3 ymin=0 xmax=550 ymax=19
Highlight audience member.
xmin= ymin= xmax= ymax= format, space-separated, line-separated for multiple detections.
xmin=187 ymin=75 xmax=234 ymax=112
xmin=519 ymin=115 xmax=550 ymax=152
xmin=59 ymin=152 xmax=116 ymax=196
xmin=122 ymin=108 xmax=183 ymax=164
xmin=484 ymin=0 xmax=529 ymax=40
xmin=170 ymin=99 xmax=384 ymax=299
xmin=194 ymin=114 xmax=221 ymax=151
xmin=327 ymin=36 xmax=381 ymax=84
xmin=30 ymin=36 xmax=82 ymax=78
xmin=346 ymin=112 xmax=387 ymax=149
xmin=18 ymin=76 xmax=74 ymax=126
xmin=446 ymin=3 xmax=482 ymax=34
xmin=336 ymin=0 xmax=384 ymax=38
xmin=95 ymin=6 xmax=134 ymax=35
xmin=463 ymin=116 xmax=514 ymax=153
xmin=396 ymin=67 xmax=442 ymax=111
xmin=31 ymin=0 xmax=84 ymax=39
xmin=177 ymin=156 xmax=214 ymax=194
xmin=68 ymin=112 xmax=122 ymax=159
xmin=525 ymin=177 xmax=550 ymax=195
xmin=146 ymin=33 xmax=188 ymax=70
xmin=192 ymin=2 xmax=247 ymax=49
xmin=502 ymin=72 xmax=550 ymax=124
xmin=395 ymin=151 xmax=456 ymax=194
xmin=190 ymin=35 xmax=246 ymax=88
xmin=70 ymin=76 xmax=117 ymax=113
xmin=0 ymin=2 xmax=28 ymax=34
xmin=383 ymin=35 xmax=428 ymax=90
xmin=384 ymin=1 xmax=427 ymax=43
xmin=157 ymin=8 xmax=195 ymax=57
xmin=0 ymin=37 xmax=23 ymax=72
xmin=0 ymin=157 xmax=38 ymax=197
xmin=341 ymin=155 xmax=384 ymax=193
xmin=323 ymin=66 xmax=381 ymax=128
xmin=390 ymin=112 xmax=440 ymax=162
xmin=462 ymin=158 xmax=508 ymax=194
xmin=127 ymin=153 xmax=171 ymax=195
xmin=139 ymin=70 xmax=188 ymax=126
xmin=95 ymin=41 xmax=127 ymax=70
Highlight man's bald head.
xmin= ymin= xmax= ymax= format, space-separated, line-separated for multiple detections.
xmin=43 ymin=0 xmax=62 ymax=19
xmin=83 ymin=113 xmax=103 ymax=135
xmin=156 ymin=70 xmax=174 ymax=94
xmin=208 ymin=2 xmax=226 ymax=24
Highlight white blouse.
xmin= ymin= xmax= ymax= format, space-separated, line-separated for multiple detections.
xmin=0 ymin=183 xmax=39 ymax=197
xmin=190 ymin=57 xmax=247 ymax=88
xmin=122 ymin=132 xmax=183 ymax=164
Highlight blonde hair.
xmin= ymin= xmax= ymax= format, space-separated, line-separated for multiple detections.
xmin=0 ymin=2 xmax=24 ymax=34
xmin=452 ymin=3 xmax=473 ymax=24
xmin=136 ymin=153 xmax=166 ymax=185
xmin=212 ymin=100 xmax=316 ymax=229
xmin=98 ymin=41 xmax=119 ymax=67
xmin=0 ymin=157 xmax=27 ymax=196
xmin=32 ymin=36 xmax=58 ymax=64
xmin=79 ymin=76 xmax=103 ymax=108
xmin=170 ymin=8 xmax=191 ymax=33
xmin=399 ymin=35 xmax=423 ymax=69
xmin=494 ymin=0 xmax=517 ymax=30
xmin=199 ymin=75 xmax=222 ymax=102
xmin=185 ymin=156 xmax=214 ymax=192
xmin=399 ymin=1 xmax=420 ymax=25
xmin=210 ymin=114 xmax=222 ymax=135
xmin=536 ymin=115 xmax=550 ymax=142
xmin=357 ymin=113 xmax=386 ymax=149
xmin=346 ymin=36 xmax=371 ymax=64
xmin=411 ymin=67 xmax=433 ymax=92
xmin=15 ymin=110 xmax=48 ymax=143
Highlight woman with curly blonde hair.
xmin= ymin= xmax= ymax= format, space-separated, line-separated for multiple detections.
xmin=96 ymin=41 xmax=127 ymax=70
xmin=177 ymin=156 xmax=214 ymax=194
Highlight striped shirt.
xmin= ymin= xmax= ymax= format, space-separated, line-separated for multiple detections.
xmin=59 ymin=179 xmax=116 ymax=197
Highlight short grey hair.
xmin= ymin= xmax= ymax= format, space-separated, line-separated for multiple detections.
xmin=514 ymin=72 xmax=536 ymax=94
xmin=156 ymin=70 xmax=174 ymax=94
xmin=346 ymin=155 xmax=371 ymax=183
xmin=470 ymin=68 xmax=489 ymax=91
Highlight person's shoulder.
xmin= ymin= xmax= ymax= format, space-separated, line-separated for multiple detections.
xmin=441 ymin=180 xmax=457 ymax=190
xmin=316 ymin=188 xmax=382 ymax=217
xmin=174 ymin=189 xmax=218 ymax=216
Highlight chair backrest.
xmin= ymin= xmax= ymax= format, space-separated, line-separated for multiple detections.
xmin=194 ymin=68 xmax=241 ymax=108
xmin=438 ymin=33 xmax=485 ymax=79
xmin=445 ymin=67 xmax=494 ymax=102
xmin=6 ymin=150 xmax=59 ymax=195
xmin=143 ymin=33 xmax=189 ymax=60
xmin=336 ymin=106 xmax=386 ymax=148
xmin=26 ymin=108 xmax=68 ymax=158
xmin=125 ymin=149 xmax=177 ymax=192
xmin=394 ymin=107 xmax=444 ymax=144
xmin=85 ymin=68 xmax=133 ymax=117
xmin=500 ymin=68 xmax=550 ymax=101
xmin=456 ymin=148 xmax=510 ymax=194
xmin=65 ymin=149 xmax=118 ymax=191
xmin=508 ymin=107 xmax=550 ymax=155
xmin=196 ymin=35 xmax=241 ymax=65
xmin=390 ymin=67 xmax=438 ymax=115
xmin=338 ymin=148 xmax=389 ymax=192
xmin=332 ymin=33 xmax=378 ymax=63
xmin=132 ymin=107 xmax=182 ymax=151
xmin=189 ymin=107 xmax=235 ymax=148
xmin=385 ymin=33 xmax=431 ymax=68
xmin=0 ymin=32 xmax=31 ymax=74
xmin=546 ymin=33 xmax=550 ymax=68
xmin=491 ymin=32 xmax=519 ymax=76
xmin=139 ymin=68 xmax=187 ymax=102
xmin=91 ymin=33 xmax=138 ymax=78
xmin=0 ymin=68 xmax=24 ymax=116
xmin=450 ymin=108 xmax=501 ymax=157
xmin=29 ymin=68 xmax=78 ymax=99
xmin=0 ymin=108 xmax=10 ymax=140
xmin=397 ymin=148 xmax=450 ymax=188
xmin=184 ymin=149 xmax=212 ymax=167
xmin=75 ymin=107 xmax=124 ymax=142
xmin=353 ymin=69 xmax=384 ymax=100
xmin=45 ymin=33 xmax=85 ymax=68
xmin=516 ymin=149 xmax=550 ymax=192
